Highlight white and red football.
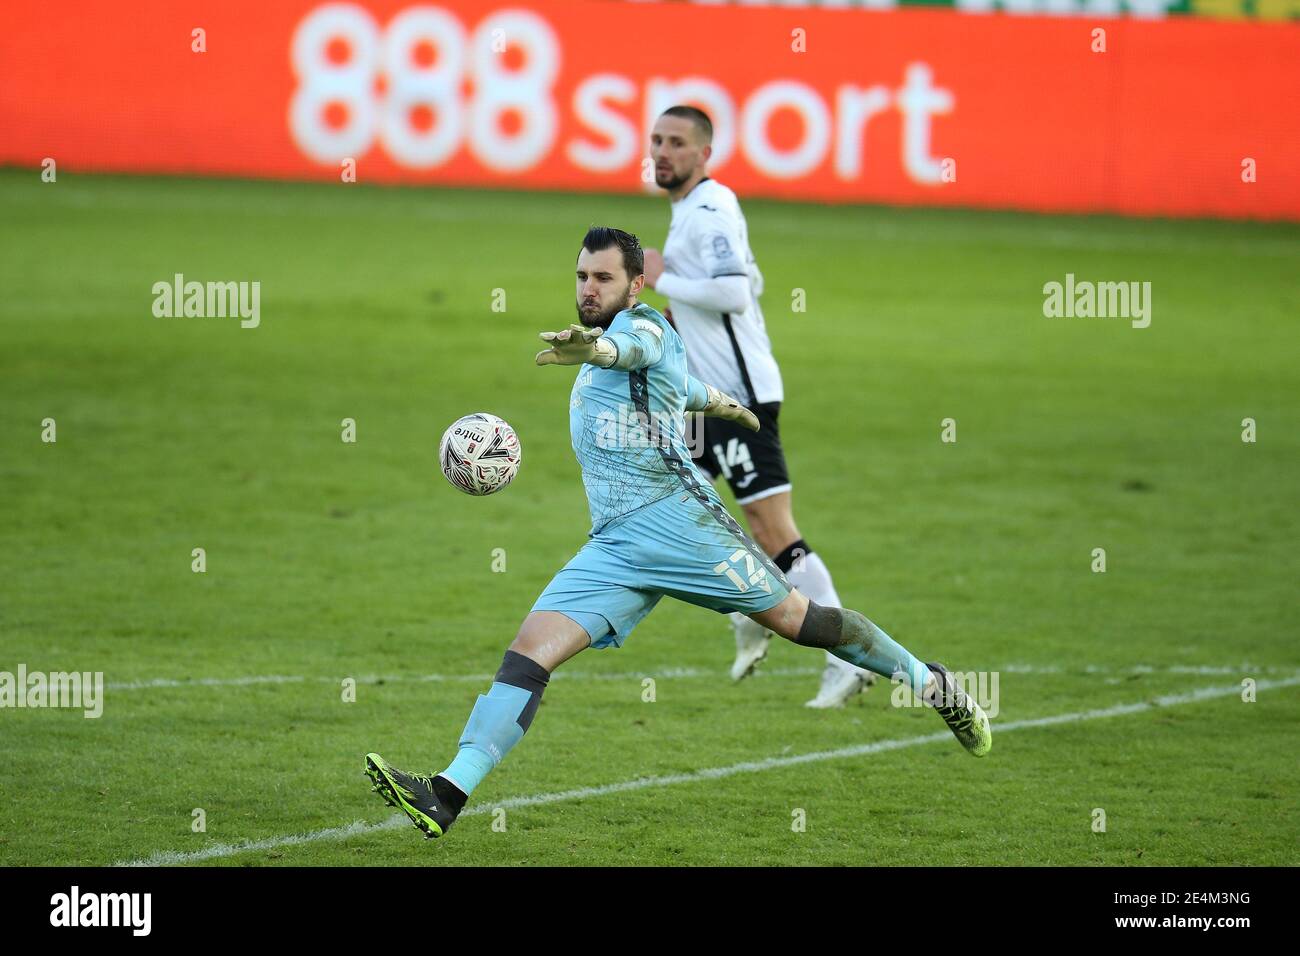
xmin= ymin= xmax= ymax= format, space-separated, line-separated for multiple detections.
xmin=438 ymin=412 xmax=522 ymax=496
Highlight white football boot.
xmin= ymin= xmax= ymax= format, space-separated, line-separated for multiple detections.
xmin=804 ymin=653 xmax=876 ymax=708
xmin=729 ymin=612 xmax=772 ymax=681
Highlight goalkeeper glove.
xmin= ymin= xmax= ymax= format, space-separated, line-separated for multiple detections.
xmin=699 ymin=383 xmax=760 ymax=432
xmin=535 ymin=324 xmax=617 ymax=367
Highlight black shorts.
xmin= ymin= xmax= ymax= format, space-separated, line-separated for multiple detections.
xmin=693 ymin=402 xmax=792 ymax=505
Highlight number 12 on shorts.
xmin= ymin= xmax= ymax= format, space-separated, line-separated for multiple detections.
xmin=714 ymin=548 xmax=772 ymax=594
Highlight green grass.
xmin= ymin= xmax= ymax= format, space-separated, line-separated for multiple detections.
xmin=1 ymin=170 xmax=1297 ymax=866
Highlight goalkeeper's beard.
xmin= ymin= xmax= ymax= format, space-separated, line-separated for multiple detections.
xmin=576 ymin=284 xmax=633 ymax=330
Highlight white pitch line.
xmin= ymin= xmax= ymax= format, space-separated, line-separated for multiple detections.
xmin=115 ymin=675 xmax=1300 ymax=867
xmin=103 ymin=662 xmax=1293 ymax=692
xmin=104 ymin=667 xmax=817 ymax=690
xmin=108 ymin=675 xmax=310 ymax=690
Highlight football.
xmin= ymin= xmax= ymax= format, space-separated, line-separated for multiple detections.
xmin=438 ymin=412 xmax=522 ymax=496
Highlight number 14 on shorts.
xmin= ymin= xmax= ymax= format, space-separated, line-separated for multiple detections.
xmin=712 ymin=438 xmax=753 ymax=480
xmin=714 ymin=548 xmax=771 ymax=594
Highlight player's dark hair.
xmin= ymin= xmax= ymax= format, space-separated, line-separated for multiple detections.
xmin=580 ymin=226 xmax=644 ymax=280
xmin=661 ymin=105 xmax=713 ymax=144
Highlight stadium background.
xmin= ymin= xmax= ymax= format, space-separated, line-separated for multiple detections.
xmin=4 ymin=0 xmax=1299 ymax=218
xmin=1 ymin=1 xmax=1297 ymax=868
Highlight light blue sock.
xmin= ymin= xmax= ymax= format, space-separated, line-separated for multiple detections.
xmin=441 ymin=682 xmax=532 ymax=795
xmin=826 ymin=609 xmax=931 ymax=694
xmin=440 ymin=651 xmax=550 ymax=796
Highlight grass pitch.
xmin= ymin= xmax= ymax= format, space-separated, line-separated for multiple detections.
xmin=1 ymin=169 xmax=1297 ymax=866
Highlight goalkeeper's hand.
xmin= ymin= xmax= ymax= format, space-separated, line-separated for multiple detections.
xmin=700 ymin=383 xmax=760 ymax=432
xmin=535 ymin=324 xmax=617 ymax=367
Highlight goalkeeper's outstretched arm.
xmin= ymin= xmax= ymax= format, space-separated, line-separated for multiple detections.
xmin=686 ymin=375 xmax=759 ymax=432
xmin=533 ymin=324 xmax=757 ymax=431
xmin=534 ymin=323 xmax=663 ymax=370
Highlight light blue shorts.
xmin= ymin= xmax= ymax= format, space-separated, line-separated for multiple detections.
xmin=531 ymin=489 xmax=792 ymax=649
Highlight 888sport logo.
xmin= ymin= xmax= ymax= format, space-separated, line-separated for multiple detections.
xmin=290 ymin=3 xmax=558 ymax=170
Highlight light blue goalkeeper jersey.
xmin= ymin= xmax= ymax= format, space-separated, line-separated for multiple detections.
xmin=568 ymin=302 xmax=717 ymax=534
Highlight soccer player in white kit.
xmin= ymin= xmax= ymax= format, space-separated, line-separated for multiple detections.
xmin=642 ymin=106 xmax=875 ymax=708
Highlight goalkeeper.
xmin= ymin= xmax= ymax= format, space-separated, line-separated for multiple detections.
xmin=365 ymin=227 xmax=991 ymax=840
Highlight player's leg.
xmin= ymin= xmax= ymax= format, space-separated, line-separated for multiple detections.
xmin=365 ymin=611 xmax=589 ymax=839
xmin=741 ymin=489 xmax=875 ymax=707
xmin=649 ymin=480 xmax=987 ymax=756
xmin=440 ymin=611 xmax=591 ymax=794
xmin=720 ymin=399 xmax=871 ymax=702
xmin=726 ymin=610 xmax=771 ymax=681
xmin=750 ymin=589 xmax=922 ymax=687
xmin=692 ymin=417 xmax=772 ymax=679
xmin=750 ymin=590 xmax=992 ymax=756
xmin=367 ymin=539 xmax=656 ymax=840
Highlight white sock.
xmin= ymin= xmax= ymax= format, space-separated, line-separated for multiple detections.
xmin=783 ymin=550 xmax=870 ymax=678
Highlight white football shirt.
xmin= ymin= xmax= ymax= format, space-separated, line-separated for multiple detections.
xmin=660 ymin=178 xmax=783 ymax=406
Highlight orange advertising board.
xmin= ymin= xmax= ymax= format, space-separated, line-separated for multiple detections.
xmin=2 ymin=1 xmax=1296 ymax=219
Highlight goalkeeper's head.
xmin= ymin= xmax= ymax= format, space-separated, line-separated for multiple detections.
xmin=575 ymin=226 xmax=645 ymax=330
